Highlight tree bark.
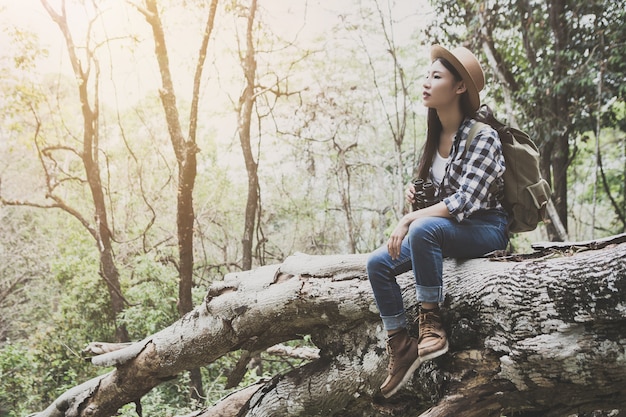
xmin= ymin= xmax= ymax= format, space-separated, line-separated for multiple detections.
xmin=36 ymin=234 xmax=626 ymax=417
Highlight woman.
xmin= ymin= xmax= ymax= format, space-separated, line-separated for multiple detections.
xmin=367 ymin=45 xmax=509 ymax=398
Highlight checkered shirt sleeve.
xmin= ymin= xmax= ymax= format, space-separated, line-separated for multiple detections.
xmin=439 ymin=118 xmax=505 ymax=222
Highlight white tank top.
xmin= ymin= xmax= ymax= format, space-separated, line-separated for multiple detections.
xmin=432 ymin=151 xmax=449 ymax=187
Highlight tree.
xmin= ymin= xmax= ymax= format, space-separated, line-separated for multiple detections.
xmin=279 ymin=1 xmax=425 ymax=253
xmin=133 ymin=0 xmax=219 ymax=401
xmin=425 ymin=0 xmax=626 ymax=241
xmin=235 ymin=0 xmax=260 ymax=272
xmin=232 ymin=0 xmax=326 ymax=266
xmin=36 ymin=234 xmax=626 ymax=417
xmin=0 ymin=0 xmax=130 ymax=342
xmin=355 ymin=0 xmax=416 ymax=218
xmin=287 ymin=77 xmax=374 ymax=254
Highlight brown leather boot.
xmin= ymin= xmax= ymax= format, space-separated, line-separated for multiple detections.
xmin=380 ymin=328 xmax=421 ymax=398
xmin=417 ymin=307 xmax=448 ymax=361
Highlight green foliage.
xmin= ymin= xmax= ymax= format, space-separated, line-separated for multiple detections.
xmin=117 ymin=373 xmax=199 ymax=417
xmin=49 ymin=242 xmax=115 ymax=340
xmin=25 ymin=245 xmax=115 ymax=407
xmin=0 ymin=272 xmax=115 ymax=415
xmin=0 ymin=341 xmax=40 ymax=417
xmin=568 ymin=124 xmax=626 ymax=237
xmin=118 ymin=254 xmax=180 ymax=339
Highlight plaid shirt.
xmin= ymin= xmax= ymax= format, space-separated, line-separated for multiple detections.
xmin=435 ymin=118 xmax=505 ymax=222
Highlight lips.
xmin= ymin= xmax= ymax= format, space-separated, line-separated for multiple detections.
xmin=422 ymin=91 xmax=430 ymax=99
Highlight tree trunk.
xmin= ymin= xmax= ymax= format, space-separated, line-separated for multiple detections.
xmin=333 ymin=141 xmax=358 ymax=253
xmin=238 ymin=0 xmax=260 ymax=272
xmin=547 ymin=0 xmax=570 ymax=235
xmin=142 ymin=0 xmax=196 ymax=319
xmin=37 ymin=234 xmax=626 ymax=417
xmin=140 ymin=0 xmax=218 ymax=402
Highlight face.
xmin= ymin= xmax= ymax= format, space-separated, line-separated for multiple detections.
xmin=422 ymin=60 xmax=467 ymax=110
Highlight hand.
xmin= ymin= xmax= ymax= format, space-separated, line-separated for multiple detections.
xmin=405 ymin=184 xmax=416 ymax=207
xmin=387 ymin=218 xmax=410 ymax=260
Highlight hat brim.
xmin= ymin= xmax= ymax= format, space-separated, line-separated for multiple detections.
xmin=431 ymin=45 xmax=480 ymax=112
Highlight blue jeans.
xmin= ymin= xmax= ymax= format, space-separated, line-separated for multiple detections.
xmin=367 ymin=210 xmax=508 ymax=331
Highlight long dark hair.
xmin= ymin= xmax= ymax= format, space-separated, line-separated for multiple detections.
xmin=415 ymin=58 xmax=475 ymax=180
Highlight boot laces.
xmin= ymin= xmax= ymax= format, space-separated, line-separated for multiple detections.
xmin=386 ymin=331 xmax=404 ymax=370
xmin=419 ymin=311 xmax=441 ymax=339
xmin=386 ymin=339 xmax=396 ymax=370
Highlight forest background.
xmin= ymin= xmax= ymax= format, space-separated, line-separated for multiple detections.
xmin=0 ymin=0 xmax=624 ymax=416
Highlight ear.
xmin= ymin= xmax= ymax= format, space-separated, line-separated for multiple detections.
xmin=456 ymin=81 xmax=467 ymax=95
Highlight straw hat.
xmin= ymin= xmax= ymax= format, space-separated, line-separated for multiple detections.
xmin=430 ymin=45 xmax=485 ymax=112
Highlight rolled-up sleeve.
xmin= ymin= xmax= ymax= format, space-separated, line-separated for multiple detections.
xmin=440 ymin=122 xmax=505 ymax=222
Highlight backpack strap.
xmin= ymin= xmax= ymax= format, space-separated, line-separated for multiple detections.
xmin=461 ymin=121 xmax=489 ymax=159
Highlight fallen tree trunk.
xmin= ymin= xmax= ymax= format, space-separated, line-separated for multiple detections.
xmin=37 ymin=235 xmax=626 ymax=417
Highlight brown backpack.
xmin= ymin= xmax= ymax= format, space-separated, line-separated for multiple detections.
xmin=466 ymin=105 xmax=552 ymax=233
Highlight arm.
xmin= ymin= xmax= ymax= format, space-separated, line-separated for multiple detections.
xmin=443 ymin=127 xmax=505 ymax=222
xmin=387 ymin=201 xmax=451 ymax=260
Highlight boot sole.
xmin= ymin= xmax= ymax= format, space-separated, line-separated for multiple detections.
xmin=381 ymin=355 xmax=422 ymax=399
xmin=419 ymin=340 xmax=449 ymax=362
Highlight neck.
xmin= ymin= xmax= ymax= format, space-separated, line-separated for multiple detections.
xmin=437 ymin=107 xmax=465 ymax=136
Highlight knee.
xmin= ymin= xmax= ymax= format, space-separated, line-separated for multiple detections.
xmin=408 ymin=217 xmax=439 ymax=246
xmin=407 ymin=217 xmax=429 ymax=240
xmin=366 ymin=250 xmax=380 ymax=277
xmin=366 ymin=246 xmax=387 ymax=281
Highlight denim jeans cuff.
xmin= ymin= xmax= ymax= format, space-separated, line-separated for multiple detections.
xmin=380 ymin=312 xmax=407 ymax=331
xmin=415 ymin=285 xmax=444 ymax=303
